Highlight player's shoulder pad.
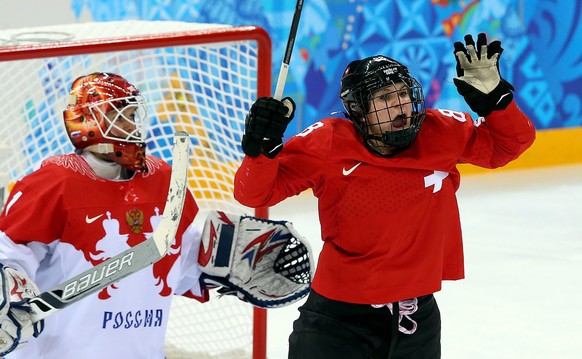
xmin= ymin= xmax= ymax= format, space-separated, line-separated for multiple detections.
xmin=144 ymin=155 xmax=167 ymax=173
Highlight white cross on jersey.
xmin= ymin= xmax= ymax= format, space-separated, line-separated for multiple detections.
xmin=424 ymin=171 xmax=449 ymax=193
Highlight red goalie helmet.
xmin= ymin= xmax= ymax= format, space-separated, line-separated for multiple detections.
xmin=63 ymin=72 xmax=148 ymax=171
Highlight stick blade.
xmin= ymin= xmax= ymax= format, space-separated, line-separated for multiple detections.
xmin=153 ymin=130 xmax=190 ymax=255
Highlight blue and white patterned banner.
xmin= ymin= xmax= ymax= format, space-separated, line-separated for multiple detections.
xmin=69 ymin=0 xmax=582 ymax=135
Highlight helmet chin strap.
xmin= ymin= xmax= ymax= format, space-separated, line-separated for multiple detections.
xmin=85 ymin=143 xmax=114 ymax=154
xmin=85 ymin=142 xmax=147 ymax=173
xmin=365 ymin=130 xmax=413 ymax=157
xmin=81 ymin=150 xmax=126 ymax=180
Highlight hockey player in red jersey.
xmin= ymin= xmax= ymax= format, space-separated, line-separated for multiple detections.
xmin=234 ymin=33 xmax=535 ymax=358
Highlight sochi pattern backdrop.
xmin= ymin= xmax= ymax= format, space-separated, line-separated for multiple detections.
xmin=69 ymin=0 xmax=582 ymax=138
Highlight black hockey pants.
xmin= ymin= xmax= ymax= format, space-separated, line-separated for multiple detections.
xmin=288 ymin=290 xmax=441 ymax=359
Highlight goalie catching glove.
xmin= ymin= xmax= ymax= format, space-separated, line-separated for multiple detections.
xmin=453 ymin=32 xmax=515 ymax=117
xmin=0 ymin=264 xmax=44 ymax=356
xmin=198 ymin=211 xmax=313 ymax=308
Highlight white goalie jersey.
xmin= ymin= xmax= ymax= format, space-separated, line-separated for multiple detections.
xmin=0 ymin=154 xmax=204 ymax=359
xmin=0 ymin=153 xmax=315 ymax=358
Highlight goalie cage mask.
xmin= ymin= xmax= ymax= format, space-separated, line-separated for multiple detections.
xmin=340 ymin=55 xmax=426 ymax=156
xmin=63 ymin=72 xmax=148 ymax=171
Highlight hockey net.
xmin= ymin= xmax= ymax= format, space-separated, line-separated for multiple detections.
xmin=0 ymin=21 xmax=271 ymax=359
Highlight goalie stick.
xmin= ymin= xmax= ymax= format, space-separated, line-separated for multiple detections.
xmin=273 ymin=0 xmax=304 ymax=101
xmin=28 ymin=131 xmax=190 ymax=323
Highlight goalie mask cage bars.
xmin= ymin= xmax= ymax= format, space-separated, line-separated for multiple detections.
xmin=0 ymin=21 xmax=271 ymax=359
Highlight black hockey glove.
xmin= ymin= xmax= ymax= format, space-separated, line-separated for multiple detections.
xmin=453 ymin=32 xmax=515 ymax=117
xmin=242 ymin=97 xmax=295 ymax=159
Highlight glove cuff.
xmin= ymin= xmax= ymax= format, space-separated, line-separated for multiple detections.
xmin=261 ymin=138 xmax=284 ymax=159
xmin=489 ymin=79 xmax=514 ymax=112
xmin=241 ymin=133 xmax=263 ymax=157
xmin=454 ymin=77 xmax=514 ymax=117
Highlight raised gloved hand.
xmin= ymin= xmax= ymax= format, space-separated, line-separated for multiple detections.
xmin=242 ymin=97 xmax=295 ymax=159
xmin=453 ymin=32 xmax=515 ymax=117
xmin=0 ymin=264 xmax=44 ymax=356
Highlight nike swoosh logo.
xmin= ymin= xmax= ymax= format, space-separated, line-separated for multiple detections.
xmin=268 ymin=143 xmax=283 ymax=154
xmin=85 ymin=214 xmax=104 ymax=224
xmin=342 ymin=162 xmax=362 ymax=176
xmin=496 ymin=92 xmax=511 ymax=105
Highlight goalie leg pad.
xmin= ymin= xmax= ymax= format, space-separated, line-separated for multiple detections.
xmin=198 ymin=210 xmax=314 ymax=308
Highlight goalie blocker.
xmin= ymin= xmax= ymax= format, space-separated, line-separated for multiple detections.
xmin=198 ymin=211 xmax=313 ymax=308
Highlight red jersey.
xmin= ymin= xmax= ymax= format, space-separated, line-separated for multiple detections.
xmin=234 ymin=102 xmax=535 ymax=304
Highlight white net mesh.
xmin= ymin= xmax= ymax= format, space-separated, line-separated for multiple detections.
xmin=0 ymin=20 xmax=271 ymax=358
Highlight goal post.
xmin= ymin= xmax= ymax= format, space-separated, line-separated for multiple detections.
xmin=0 ymin=20 xmax=271 ymax=359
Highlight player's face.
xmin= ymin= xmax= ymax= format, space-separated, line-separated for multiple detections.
xmin=363 ymin=82 xmax=413 ymax=155
xmin=366 ymin=82 xmax=413 ymax=134
xmin=103 ymin=105 xmax=144 ymax=141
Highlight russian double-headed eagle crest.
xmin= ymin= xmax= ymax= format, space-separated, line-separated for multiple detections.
xmin=126 ymin=209 xmax=144 ymax=234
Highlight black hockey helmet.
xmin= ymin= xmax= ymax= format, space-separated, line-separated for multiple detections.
xmin=340 ymin=55 xmax=426 ymax=156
